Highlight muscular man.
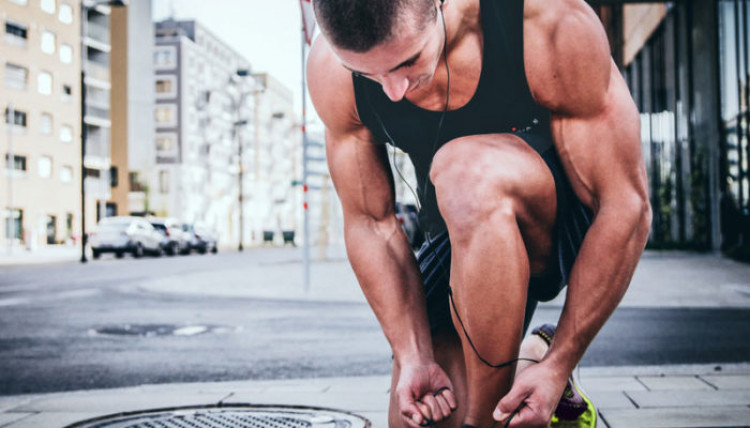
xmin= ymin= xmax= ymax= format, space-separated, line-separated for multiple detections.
xmin=307 ymin=0 xmax=651 ymax=426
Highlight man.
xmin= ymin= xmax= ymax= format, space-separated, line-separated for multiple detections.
xmin=307 ymin=0 xmax=651 ymax=426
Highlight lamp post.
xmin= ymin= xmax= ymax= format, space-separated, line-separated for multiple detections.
xmin=234 ymin=69 xmax=265 ymax=251
xmin=79 ymin=0 xmax=127 ymax=263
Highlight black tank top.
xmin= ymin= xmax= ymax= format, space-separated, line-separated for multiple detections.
xmin=352 ymin=0 xmax=552 ymax=236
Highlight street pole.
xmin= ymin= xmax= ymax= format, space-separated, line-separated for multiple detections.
xmin=238 ymin=116 xmax=244 ymax=252
xmin=80 ymin=5 xmax=88 ymax=263
xmin=301 ymin=26 xmax=310 ymax=293
xmin=6 ymin=104 xmax=13 ymax=255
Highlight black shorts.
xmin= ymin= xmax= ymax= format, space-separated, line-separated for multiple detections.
xmin=417 ymin=133 xmax=593 ymax=334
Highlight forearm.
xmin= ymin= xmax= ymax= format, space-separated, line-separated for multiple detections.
xmin=344 ymin=215 xmax=434 ymax=365
xmin=545 ymin=200 xmax=651 ymax=376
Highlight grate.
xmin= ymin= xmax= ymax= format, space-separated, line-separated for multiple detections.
xmin=64 ymin=405 xmax=370 ymax=428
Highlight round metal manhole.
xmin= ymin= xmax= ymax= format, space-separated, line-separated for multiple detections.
xmin=64 ymin=405 xmax=370 ymax=428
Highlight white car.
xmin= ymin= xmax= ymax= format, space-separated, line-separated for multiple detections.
xmin=89 ymin=217 xmax=163 ymax=259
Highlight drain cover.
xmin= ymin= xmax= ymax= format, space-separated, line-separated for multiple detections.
xmin=64 ymin=405 xmax=370 ymax=428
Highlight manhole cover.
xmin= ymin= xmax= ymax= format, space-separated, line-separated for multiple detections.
xmin=64 ymin=405 xmax=370 ymax=428
xmin=90 ymin=324 xmax=222 ymax=337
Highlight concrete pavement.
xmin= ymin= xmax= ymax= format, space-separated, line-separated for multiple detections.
xmin=1 ymin=247 xmax=749 ymax=427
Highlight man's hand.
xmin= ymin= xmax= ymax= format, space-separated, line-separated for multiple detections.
xmin=396 ymin=361 xmax=458 ymax=427
xmin=493 ymin=361 xmax=567 ymax=427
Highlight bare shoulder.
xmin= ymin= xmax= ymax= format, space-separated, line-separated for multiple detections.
xmin=307 ymin=36 xmax=365 ymax=137
xmin=523 ymin=0 xmax=612 ymax=116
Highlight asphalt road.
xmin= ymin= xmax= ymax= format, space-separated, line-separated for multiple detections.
xmin=1 ymin=249 xmax=748 ymax=396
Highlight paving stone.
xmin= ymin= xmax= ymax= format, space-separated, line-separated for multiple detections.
xmin=12 ymin=392 xmax=227 ymax=413
xmin=0 ymin=413 xmax=34 ymax=427
xmin=700 ymin=374 xmax=750 ymax=390
xmin=586 ymin=390 xmax=637 ymax=409
xmin=600 ymin=406 xmax=750 ymax=428
xmin=357 ymin=411 xmax=388 ymax=428
xmin=637 ymin=376 xmax=715 ymax=391
xmin=627 ymin=389 xmax=750 ymax=408
xmin=2 ymin=412 xmax=101 ymax=428
xmin=577 ymin=376 xmax=647 ymax=392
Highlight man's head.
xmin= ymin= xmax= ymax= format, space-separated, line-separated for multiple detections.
xmin=314 ymin=0 xmax=446 ymax=102
xmin=313 ymin=0 xmax=437 ymax=53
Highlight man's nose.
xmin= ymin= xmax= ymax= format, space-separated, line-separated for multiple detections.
xmin=381 ymin=75 xmax=409 ymax=102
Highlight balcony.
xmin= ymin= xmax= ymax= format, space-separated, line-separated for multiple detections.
xmin=84 ymin=60 xmax=110 ymax=84
xmin=86 ymin=21 xmax=110 ymax=45
xmin=85 ymin=176 xmax=110 ymax=200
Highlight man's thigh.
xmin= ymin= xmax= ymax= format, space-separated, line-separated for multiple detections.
xmin=429 ymin=132 xmax=558 ymax=275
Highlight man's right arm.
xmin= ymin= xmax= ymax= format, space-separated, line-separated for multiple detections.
xmin=307 ymin=38 xmax=456 ymax=426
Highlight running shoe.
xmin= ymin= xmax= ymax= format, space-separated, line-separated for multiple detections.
xmin=530 ymin=324 xmax=598 ymax=428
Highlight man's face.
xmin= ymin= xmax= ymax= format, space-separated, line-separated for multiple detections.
xmin=330 ymin=6 xmax=443 ymax=102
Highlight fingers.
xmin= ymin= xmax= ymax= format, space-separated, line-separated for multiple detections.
xmin=399 ymin=390 xmax=458 ymax=427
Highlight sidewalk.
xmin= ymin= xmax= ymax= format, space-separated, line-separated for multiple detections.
xmin=1 ymin=250 xmax=749 ymax=427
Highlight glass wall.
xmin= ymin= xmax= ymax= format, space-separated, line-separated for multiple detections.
xmin=719 ymin=0 xmax=750 ymax=257
xmin=624 ymin=3 xmax=698 ymax=248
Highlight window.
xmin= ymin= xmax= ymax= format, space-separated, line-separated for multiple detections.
xmin=58 ymin=3 xmax=72 ymax=24
xmin=159 ymin=170 xmax=169 ymax=194
xmin=155 ymin=105 xmax=176 ymax=125
xmin=40 ymin=113 xmax=52 ymax=134
xmin=40 ymin=0 xmax=55 ymax=14
xmin=5 ymin=154 xmax=27 ymax=171
xmin=5 ymin=209 xmax=22 ymax=241
xmin=84 ymin=167 xmax=100 ymax=179
xmin=59 ymin=44 xmax=72 ymax=63
xmin=60 ymin=165 xmax=73 ymax=183
xmin=38 ymin=71 xmax=53 ymax=95
xmin=62 ymin=84 xmax=72 ymax=99
xmin=5 ymin=20 xmax=28 ymax=44
xmin=38 ymin=156 xmax=52 ymax=178
xmin=154 ymin=47 xmax=176 ymax=69
xmin=60 ymin=124 xmax=72 ymax=142
xmin=4 ymin=63 xmax=28 ymax=90
xmin=7 ymin=0 xmax=29 ymax=5
xmin=156 ymin=134 xmax=176 ymax=153
xmin=110 ymin=166 xmax=118 ymax=187
xmin=5 ymin=108 xmax=27 ymax=128
xmin=41 ymin=30 xmax=56 ymax=54
xmin=155 ymin=76 xmax=177 ymax=98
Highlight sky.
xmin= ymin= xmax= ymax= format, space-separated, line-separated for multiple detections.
xmin=152 ymin=0 xmax=317 ymax=122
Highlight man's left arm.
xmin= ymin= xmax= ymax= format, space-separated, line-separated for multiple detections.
xmin=496 ymin=1 xmax=652 ymax=425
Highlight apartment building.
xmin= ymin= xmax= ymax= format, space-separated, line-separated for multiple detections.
xmin=1 ymin=0 xmax=81 ymax=248
xmin=246 ymin=72 xmax=300 ymax=244
xmin=110 ymin=0 xmax=154 ymax=217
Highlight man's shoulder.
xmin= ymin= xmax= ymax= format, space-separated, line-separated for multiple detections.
xmin=523 ymin=0 xmax=612 ymax=114
xmin=307 ymin=36 xmax=363 ymax=135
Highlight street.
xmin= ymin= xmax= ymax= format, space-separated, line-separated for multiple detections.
xmin=1 ymin=248 xmax=749 ymax=396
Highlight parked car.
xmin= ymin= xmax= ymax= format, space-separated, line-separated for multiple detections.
xmin=395 ymin=202 xmax=424 ymax=250
xmin=182 ymin=223 xmax=218 ymax=254
xmin=89 ymin=216 xmax=163 ymax=259
xmin=149 ymin=217 xmax=191 ymax=255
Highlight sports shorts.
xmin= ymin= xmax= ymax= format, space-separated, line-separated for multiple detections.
xmin=417 ymin=132 xmax=594 ymax=334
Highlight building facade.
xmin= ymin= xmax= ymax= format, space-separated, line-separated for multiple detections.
xmin=153 ymin=19 xmax=299 ymax=247
xmin=109 ymin=0 xmax=154 ymax=218
xmin=1 ymin=0 xmax=84 ymax=249
xmin=593 ymin=0 xmax=749 ymax=259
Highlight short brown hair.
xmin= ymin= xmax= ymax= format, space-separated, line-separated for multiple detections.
xmin=313 ymin=0 xmax=436 ymax=53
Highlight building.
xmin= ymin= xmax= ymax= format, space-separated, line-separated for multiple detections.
xmin=1 ymin=0 xmax=83 ymax=249
xmin=109 ymin=0 xmax=154 ymax=218
xmin=591 ymin=0 xmax=750 ymax=260
xmin=246 ymin=72 xmax=300 ymax=245
xmin=152 ymin=19 xmax=301 ymax=248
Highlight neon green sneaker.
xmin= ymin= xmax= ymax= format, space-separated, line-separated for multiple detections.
xmin=530 ymin=324 xmax=597 ymax=428
xmin=549 ymin=377 xmax=597 ymax=427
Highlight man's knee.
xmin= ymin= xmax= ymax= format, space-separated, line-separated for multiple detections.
xmin=430 ymin=135 xmax=525 ymax=241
